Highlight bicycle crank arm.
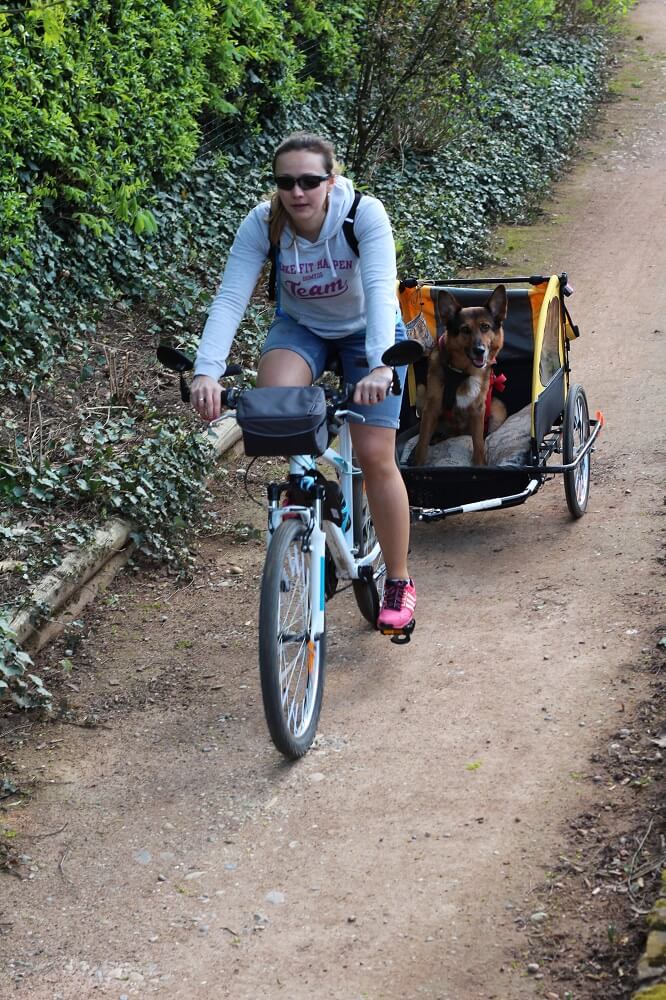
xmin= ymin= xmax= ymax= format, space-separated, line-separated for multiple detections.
xmin=379 ymin=619 xmax=416 ymax=645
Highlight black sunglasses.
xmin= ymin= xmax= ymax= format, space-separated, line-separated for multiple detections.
xmin=274 ymin=173 xmax=331 ymax=191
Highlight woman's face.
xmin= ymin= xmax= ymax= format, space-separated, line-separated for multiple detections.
xmin=274 ymin=149 xmax=335 ymax=236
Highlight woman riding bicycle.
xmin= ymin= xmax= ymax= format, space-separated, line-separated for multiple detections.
xmin=191 ymin=131 xmax=416 ymax=631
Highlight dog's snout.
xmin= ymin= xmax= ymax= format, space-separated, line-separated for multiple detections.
xmin=472 ymin=343 xmax=486 ymax=358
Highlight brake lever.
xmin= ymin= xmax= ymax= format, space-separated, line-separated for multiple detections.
xmin=334 ymin=409 xmax=366 ymax=423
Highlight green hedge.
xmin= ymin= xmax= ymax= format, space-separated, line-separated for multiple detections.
xmin=1 ymin=0 xmax=212 ymax=251
xmin=0 ymin=0 xmax=358 ymax=257
xmin=0 ymin=1 xmax=628 ymax=391
xmin=0 ymin=0 xmax=358 ymax=388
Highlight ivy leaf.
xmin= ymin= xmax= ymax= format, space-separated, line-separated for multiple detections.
xmin=1 ymin=662 xmax=24 ymax=678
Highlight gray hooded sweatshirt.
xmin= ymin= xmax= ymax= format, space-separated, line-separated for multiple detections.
xmin=194 ymin=175 xmax=399 ymax=379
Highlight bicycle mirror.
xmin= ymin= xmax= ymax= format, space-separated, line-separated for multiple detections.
xmin=157 ymin=345 xmax=194 ymax=373
xmin=382 ymin=340 xmax=424 ymax=368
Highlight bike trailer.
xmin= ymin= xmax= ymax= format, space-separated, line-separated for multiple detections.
xmin=396 ymin=273 xmax=604 ymax=522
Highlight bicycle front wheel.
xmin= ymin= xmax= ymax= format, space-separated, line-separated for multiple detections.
xmin=259 ymin=519 xmax=326 ymax=758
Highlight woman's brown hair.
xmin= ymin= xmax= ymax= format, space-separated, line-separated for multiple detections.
xmin=268 ymin=132 xmax=337 ymax=245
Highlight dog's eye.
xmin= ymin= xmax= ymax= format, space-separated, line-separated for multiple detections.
xmin=479 ymin=322 xmax=491 ymax=332
xmin=458 ymin=325 xmax=469 ymax=335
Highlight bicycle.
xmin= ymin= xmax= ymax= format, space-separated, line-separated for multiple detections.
xmin=157 ymin=339 xmax=421 ymax=759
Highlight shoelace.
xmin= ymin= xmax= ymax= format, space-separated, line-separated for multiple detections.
xmin=382 ymin=579 xmax=408 ymax=610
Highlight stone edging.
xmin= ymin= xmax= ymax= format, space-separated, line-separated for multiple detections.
xmin=7 ymin=417 xmax=242 ymax=653
xmin=632 ymin=869 xmax=666 ymax=999
xmin=8 ymin=518 xmax=135 ymax=651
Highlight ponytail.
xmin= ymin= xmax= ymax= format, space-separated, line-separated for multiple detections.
xmin=268 ymin=193 xmax=290 ymax=246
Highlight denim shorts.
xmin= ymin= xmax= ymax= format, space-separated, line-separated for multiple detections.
xmin=261 ymin=315 xmax=407 ymax=429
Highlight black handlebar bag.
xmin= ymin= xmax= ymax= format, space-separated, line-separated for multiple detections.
xmin=235 ymin=386 xmax=329 ymax=457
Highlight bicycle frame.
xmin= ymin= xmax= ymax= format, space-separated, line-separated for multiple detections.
xmin=264 ymin=413 xmax=383 ymax=640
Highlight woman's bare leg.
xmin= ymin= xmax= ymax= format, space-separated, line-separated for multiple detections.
xmin=349 ymin=424 xmax=410 ymax=581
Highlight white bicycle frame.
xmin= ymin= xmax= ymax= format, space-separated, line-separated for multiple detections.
xmin=265 ymin=409 xmax=383 ymax=642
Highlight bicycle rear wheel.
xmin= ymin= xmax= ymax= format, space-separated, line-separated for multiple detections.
xmin=351 ymin=476 xmax=386 ymax=627
xmin=259 ymin=519 xmax=326 ymax=758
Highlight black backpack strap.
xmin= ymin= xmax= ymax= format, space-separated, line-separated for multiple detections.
xmin=343 ymin=190 xmax=362 ymax=256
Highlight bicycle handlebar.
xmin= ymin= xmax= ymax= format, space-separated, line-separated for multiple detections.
xmin=157 ymin=339 xmax=417 ymax=410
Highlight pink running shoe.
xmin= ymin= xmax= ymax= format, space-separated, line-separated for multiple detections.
xmin=377 ymin=578 xmax=416 ymax=630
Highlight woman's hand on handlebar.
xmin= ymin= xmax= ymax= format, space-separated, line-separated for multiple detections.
xmin=191 ymin=374 xmax=223 ymax=421
xmin=353 ymin=366 xmax=393 ymax=406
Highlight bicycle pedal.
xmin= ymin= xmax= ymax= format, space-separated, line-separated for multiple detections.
xmin=379 ymin=618 xmax=416 ymax=645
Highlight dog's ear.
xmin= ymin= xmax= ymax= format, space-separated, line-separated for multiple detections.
xmin=485 ymin=284 xmax=508 ymax=324
xmin=438 ymin=290 xmax=462 ymax=325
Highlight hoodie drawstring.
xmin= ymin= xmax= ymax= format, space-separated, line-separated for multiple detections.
xmin=324 ymin=238 xmax=337 ymax=278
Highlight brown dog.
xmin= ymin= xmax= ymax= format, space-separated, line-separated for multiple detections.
xmin=413 ymin=285 xmax=508 ymax=466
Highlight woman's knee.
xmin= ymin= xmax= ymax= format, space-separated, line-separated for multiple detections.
xmin=257 ymin=349 xmax=312 ymax=387
xmin=354 ymin=440 xmax=399 ymax=480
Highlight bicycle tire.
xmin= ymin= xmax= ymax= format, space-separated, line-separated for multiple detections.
xmin=259 ymin=519 xmax=326 ymax=758
xmin=351 ymin=476 xmax=385 ymax=627
xmin=563 ymin=383 xmax=591 ymax=519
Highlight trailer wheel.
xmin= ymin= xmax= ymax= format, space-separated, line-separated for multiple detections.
xmin=563 ymin=384 xmax=591 ymax=519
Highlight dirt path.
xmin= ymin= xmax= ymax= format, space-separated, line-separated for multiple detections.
xmin=2 ymin=4 xmax=665 ymax=998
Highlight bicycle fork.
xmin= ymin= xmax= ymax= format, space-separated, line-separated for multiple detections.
xmin=305 ymin=496 xmax=327 ymax=645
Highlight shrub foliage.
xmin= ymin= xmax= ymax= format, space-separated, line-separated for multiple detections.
xmin=0 ymin=0 xmax=355 ymax=256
